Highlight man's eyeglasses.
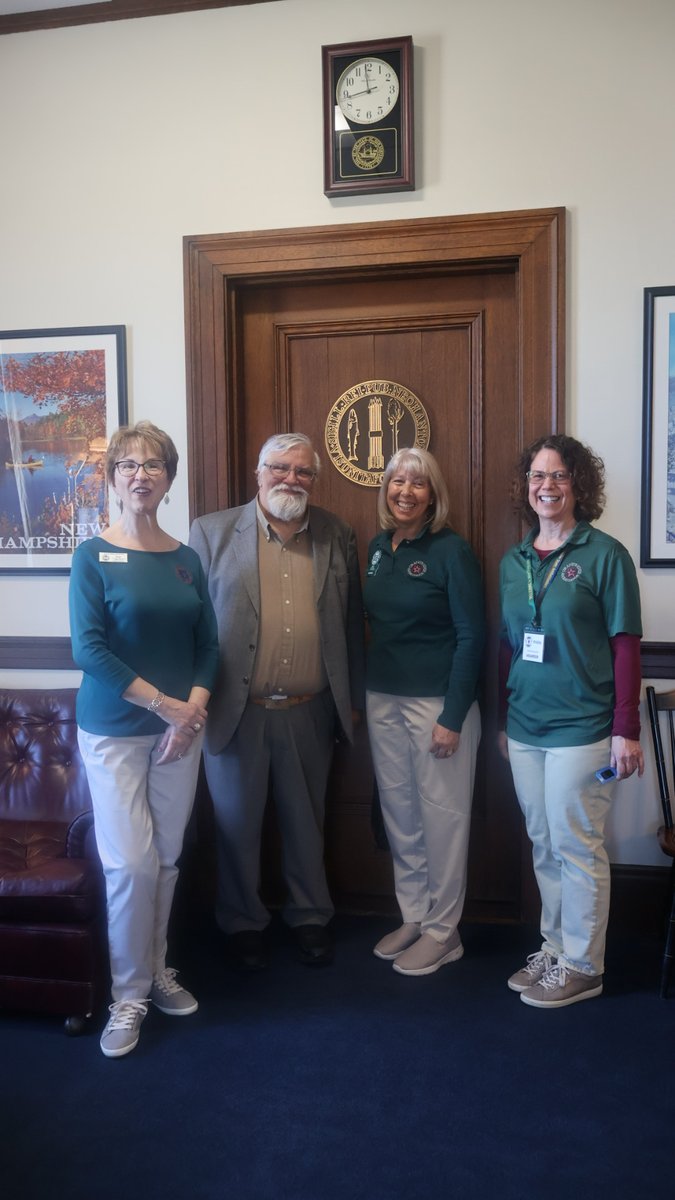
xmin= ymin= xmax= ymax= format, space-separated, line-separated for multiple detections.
xmin=263 ymin=462 xmax=316 ymax=482
xmin=115 ymin=459 xmax=166 ymax=477
xmin=526 ymin=470 xmax=572 ymax=483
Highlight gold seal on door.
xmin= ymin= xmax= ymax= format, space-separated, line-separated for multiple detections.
xmin=325 ymin=380 xmax=430 ymax=487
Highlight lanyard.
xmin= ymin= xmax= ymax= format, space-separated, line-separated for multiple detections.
xmin=525 ymin=551 xmax=565 ymax=626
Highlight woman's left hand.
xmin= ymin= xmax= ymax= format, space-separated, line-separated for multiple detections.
xmin=610 ymin=735 xmax=645 ymax=780
xmin=156 ymin=727 xmax=195 ymax=766
xmin=430 ymin=724 xmax=460 ymax=759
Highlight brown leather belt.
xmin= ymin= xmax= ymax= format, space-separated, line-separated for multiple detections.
xmin=251 ymin=694 xmax=316 ymax=710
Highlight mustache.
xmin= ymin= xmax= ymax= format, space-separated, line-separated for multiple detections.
xmin=270 ymin=483 xmax=306 ymax=496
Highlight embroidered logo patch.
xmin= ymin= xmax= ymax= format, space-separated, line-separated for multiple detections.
xmin=561 ymin=562 xmax=582 ymax=583
xmin=407 ymin=560 xmax=427 ymax=577
xmin=176 ymin=566 xmax=193 ymax=585
xmin=367 ymin=549 xmax=382 ymax=577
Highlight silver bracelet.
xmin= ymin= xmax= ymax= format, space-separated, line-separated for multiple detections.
xmin=147 ymin=691 xmax=165 ymax=713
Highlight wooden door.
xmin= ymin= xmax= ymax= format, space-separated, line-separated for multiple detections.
xmin=184 ymin=210 xmax=565 ymax=923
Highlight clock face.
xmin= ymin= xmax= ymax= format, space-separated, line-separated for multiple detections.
xmin=336 ymin=56 xmax=400 ymax=125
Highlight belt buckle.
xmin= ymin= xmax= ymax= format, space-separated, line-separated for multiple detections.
xmin=264 ymin=695 xmax=288 ymax=710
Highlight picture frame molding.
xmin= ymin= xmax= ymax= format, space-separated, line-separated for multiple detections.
xmin=0 ymin=324 xmax=128 ymax=575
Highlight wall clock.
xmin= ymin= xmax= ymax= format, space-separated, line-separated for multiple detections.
xmin=322 ymin=36 xmax=414 ymax=198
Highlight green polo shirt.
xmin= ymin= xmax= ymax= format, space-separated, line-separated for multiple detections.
xmin=364 ymin=526 xmax=485 ymax=731
xmin=499 ymin=521 xmax=642 ymax=747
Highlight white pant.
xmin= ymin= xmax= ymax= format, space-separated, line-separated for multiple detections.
xmin=366 ymin=693 xmax=481 ymax=942
xmin=507 ymin=737 xmax=615 ymax=975
xmin=78 ymin=728 xmax=204 ymax=1002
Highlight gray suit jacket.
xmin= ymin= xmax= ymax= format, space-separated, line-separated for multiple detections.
xmin=189 ymin=498 xmax=365 ymax=756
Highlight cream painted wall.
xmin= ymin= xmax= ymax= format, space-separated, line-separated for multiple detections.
xmin=1 ymin=0 xmax=673 ymax=863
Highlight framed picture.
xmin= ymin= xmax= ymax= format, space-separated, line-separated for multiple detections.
xmin=0 ymin=325 xmax=127 ymax=574
xmin=641 ymin=288 xmax=675 ymax=566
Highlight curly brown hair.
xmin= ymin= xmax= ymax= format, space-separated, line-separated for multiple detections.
xmin=511 ymin=434 xmax=606 ymax=527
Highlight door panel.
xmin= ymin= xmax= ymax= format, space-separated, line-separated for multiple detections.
xmin=184 ymin=210 xmax=565 ymax=922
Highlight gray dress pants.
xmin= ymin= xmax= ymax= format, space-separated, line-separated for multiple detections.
xmin=203 ymin=690 xmax=336 ymax=933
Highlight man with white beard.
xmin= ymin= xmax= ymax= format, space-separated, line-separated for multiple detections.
xmin=189 ymin=433 xmax=365 ymax=969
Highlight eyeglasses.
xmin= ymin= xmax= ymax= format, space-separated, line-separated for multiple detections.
xmin=526 ymin=470 xmax=572 ymax=483
xmin=263 ymin=462 xmax=316 ymax=482
xmin=115 ymin=459 xmax=166 ymax=477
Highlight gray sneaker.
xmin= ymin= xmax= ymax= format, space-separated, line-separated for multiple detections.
xmin=100 ymin=1000 xmax=148 ymax=1058
xmin=508 ymin=949 xmax=557 ymax=992
xmin=520 ymin=963 xmax=603 ymax=1008
xmin=392 ymin=929 xmax=464 ymax=976
xmin=373 ymin=923 xmax=421 ymax=960
xmin=150 ymin=967 xmax=198 ymax=1015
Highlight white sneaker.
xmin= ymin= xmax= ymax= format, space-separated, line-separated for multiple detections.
xmin=150 ymin=967 xmax=199 ymax=1016
xmin=393 ymin=930 xmax=464 ymax=976
xmin=373 ymin=923 xmax=421 ymax=960
xmin=100 ymin=1000 xmax=148 ymax=1058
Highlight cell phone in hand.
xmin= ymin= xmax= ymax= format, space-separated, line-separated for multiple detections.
xmin=595 ymin=766 xmax=617 ymax=783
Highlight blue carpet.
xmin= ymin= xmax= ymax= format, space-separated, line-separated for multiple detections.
xmin=2 ymin=916 xmax=673 ymax=1200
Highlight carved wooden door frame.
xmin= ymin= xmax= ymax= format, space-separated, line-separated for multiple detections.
xmin=183 ymin=207 xmax=565 ymax=519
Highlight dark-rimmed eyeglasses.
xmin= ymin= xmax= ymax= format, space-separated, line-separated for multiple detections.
xmin=115 ymin=459 xmax=166 ymax=477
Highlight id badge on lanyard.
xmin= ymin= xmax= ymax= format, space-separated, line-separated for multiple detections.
xmin=523 ymin=552 xmax=565 ymax=664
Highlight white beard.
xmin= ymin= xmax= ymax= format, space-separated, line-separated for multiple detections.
xmin=265 ymin=485 xmax=309 ymax=522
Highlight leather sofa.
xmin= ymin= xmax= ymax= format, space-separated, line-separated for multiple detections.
xmin=0 ymin=688 xmax=107 ymax=1033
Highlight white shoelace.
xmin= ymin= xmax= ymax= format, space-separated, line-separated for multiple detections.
xmin=523 ymin=950 xmax=555 ymax=979
xmin=537 ymin=963 xmax=574 ymax=991
xmin=152 ymin=967 xmax=183 ymax=997
xmin=105 ymin=999 xmax=149 ymax=1030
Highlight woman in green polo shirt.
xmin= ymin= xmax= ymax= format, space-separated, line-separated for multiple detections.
xmin=499 ymin=434 xmax=644 ymax=1009
xmin=365 ymin=448 xmax=485 ymax=976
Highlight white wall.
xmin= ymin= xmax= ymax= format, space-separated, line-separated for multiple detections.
xmin=0 ymin=0 xmax=673 ymax=863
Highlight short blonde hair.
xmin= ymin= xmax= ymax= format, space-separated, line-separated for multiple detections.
xmin=377 ymin=447 xmax=450 ymax=534
xmin=106 ymin=421 xmax=179 ymax=486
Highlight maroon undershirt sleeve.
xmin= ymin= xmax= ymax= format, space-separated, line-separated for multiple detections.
xmin=610 ymin=632 xmax=642 ymax=741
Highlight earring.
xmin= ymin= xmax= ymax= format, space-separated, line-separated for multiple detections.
xmin=164 ymin=493 xmax=170 ymax=505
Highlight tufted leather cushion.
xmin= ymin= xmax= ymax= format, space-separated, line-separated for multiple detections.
xmin=0 ymin=689 xmax=92 ymax=824
xmin=0 ymin=690 xmax=101 ymax=919
xmin=0 ymin=689 xmax=107 ymax=1020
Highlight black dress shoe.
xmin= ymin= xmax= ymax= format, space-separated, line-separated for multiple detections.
xmin=226 ymin=929 xmax=268 ymax=971
xmin=292 ymin=924 xmax=334 ymax=966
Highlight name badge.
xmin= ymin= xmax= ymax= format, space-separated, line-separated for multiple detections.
xmin=99 ymin=552 xmax=128 ymax=563
xmin=523 ymin=625 xmax=545 ymax=663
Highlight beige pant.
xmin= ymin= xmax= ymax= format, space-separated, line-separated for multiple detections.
xmin=367 ymin=694 xmax=481 ymax=942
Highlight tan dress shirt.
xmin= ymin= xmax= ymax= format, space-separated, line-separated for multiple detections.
xmin=249 ymin=503 xmax=328 ymax=699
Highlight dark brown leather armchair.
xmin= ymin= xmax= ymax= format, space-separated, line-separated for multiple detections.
xmin=0 ymin=689 xmax=107 ymax=1033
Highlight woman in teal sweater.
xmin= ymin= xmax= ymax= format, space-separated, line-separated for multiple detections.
xmin=69 ymin=421 xmax=218 ymax=1058
xmin=364 ymin=448 xmax=485 ymax=976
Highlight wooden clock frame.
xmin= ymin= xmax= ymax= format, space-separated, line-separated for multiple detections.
xmin=322 ymin=36 xmax=415 ymax=198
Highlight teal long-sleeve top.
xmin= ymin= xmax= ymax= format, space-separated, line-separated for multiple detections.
xmin=69 ymin=536 xmax=220 ymax=737
xmin=363 ymin=526 xmax=485 ymax=731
